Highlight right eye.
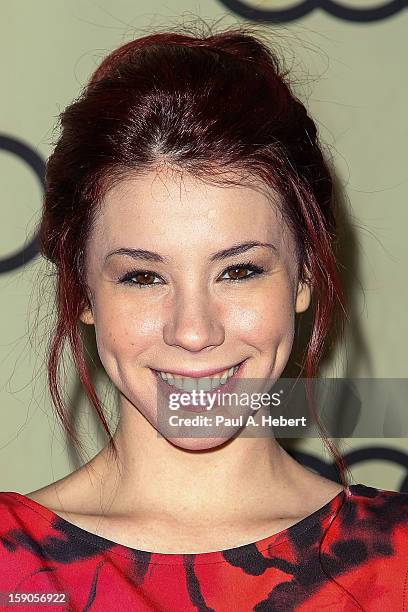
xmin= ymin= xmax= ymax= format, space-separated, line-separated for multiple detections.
xmin=118 ymin=270 xmax=164 ymax=288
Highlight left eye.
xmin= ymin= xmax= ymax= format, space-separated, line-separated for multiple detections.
xmin=219 ymin=264 xmax=264 ymax=282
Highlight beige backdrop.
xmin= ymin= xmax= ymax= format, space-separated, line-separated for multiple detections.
xmin=0 ymin=1 xmax=407 ymax=493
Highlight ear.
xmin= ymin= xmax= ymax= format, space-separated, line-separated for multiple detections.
xmin=295 ymin=278 xmax=312 ymax=313
xmin=79 ymin=302 xmax=94 ymax=325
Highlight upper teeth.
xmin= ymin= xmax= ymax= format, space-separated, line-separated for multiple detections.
xmin=157 ymin=365 xmax=239 ymax=391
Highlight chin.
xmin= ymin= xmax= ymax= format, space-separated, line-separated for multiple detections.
xmin=163 ymin=435 xmax=236 ymax=452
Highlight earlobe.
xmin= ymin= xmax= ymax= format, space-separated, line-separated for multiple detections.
xmin=295 ymin=280 xmax=312 ymax=313
xmin=79 ymin=306 xmax=94 ymax=325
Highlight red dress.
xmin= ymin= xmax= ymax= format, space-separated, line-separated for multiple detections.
xmin=0 ymin=484 xmax=407 ymax=611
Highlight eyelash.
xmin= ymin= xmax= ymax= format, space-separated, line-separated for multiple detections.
xmin=118 ymin=261 xmax=265 ymax=288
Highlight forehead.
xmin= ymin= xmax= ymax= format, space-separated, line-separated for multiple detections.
xmin=89 ymin=168 xmax=294 ymax=254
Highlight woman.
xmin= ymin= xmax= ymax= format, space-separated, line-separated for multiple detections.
xmin=0 ymin=26 xmax=407 ymax=612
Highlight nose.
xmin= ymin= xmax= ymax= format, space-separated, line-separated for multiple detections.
xmin=163 ymin=288 xmax=225 ymax=352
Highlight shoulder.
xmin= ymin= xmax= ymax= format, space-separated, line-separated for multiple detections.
xmin=342 ymin=484 xmax=408 ymax=546
xmin=330 ymin=485 xmax=408 ymax=590
xmin=0 ymin=492 xmax=54 ymax=588
xmin=273 ymin=484 xmax=408 ymax=610
xmin=348 ymin=482 xmax=408 ymax=503
xmin=0 ymin=491 xmax=55 ymax=546
xmin=346 ymin=483 xmax=408 ymax=524
xmin=0 ymin=491 xmax=41 ymax=526
xmin=0 ymin=490 xmax=70 ymax=557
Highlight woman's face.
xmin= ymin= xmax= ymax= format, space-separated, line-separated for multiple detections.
xmin=81 ymin=168 xmax=311 ymax=448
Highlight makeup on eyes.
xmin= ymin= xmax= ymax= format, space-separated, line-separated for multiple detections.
xmin=116 ymin=260 xmax=267 ymax=288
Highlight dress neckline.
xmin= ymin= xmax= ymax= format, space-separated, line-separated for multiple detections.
xmin=3 ymin=485 xmax=354 ymax=565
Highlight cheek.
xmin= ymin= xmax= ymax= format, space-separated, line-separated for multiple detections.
xmin=92 ymin=297 xmax=162 ymax=366
xmin=225 ymin=283 xmax=295 ymax=347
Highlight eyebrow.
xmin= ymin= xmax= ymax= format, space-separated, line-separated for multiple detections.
xmin=104 ymin=241 xmax=278 ymax=264
xmin=209 ymin=241 xmax=278 ymax=261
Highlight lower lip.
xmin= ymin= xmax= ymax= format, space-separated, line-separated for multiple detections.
xmin=152 ymin=360 xmax=247 ymax=413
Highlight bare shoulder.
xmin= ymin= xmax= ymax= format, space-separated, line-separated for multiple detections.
xmin=25 ymin=467 xmax=97 ymax=516
xmin=284 ymin=458 xmax=344 ymax=516
xmin=309 ymin=474 xmax=344 ymax=504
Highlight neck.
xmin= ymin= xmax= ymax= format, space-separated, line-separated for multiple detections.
xmin=87 ymin=395 xmax=325 ymax=523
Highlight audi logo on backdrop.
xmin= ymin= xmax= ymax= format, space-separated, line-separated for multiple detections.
xmin=0 ymin=135 xmax=44 ymax=273
xmin=217 ymin=0 xmax=407 ymax=23
xmin=292 ymin=447 xmax=408 ymax=492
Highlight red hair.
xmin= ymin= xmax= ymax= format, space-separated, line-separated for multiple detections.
xmin=39 ymin=27 xmax=347 ymax=480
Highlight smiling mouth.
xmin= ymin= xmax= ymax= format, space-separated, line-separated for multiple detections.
xmin=153 ymin=362 xmax=244 ymax=392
